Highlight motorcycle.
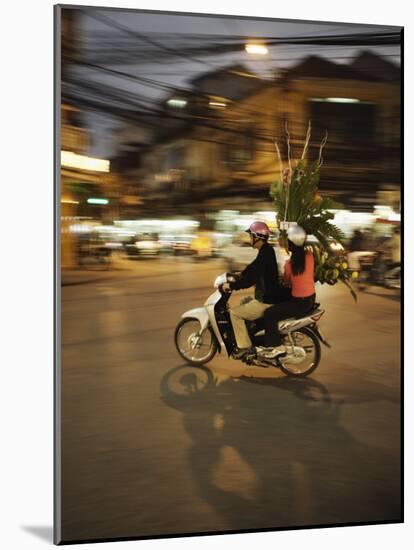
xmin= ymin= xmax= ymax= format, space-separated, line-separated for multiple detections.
xmin=174 ymin=273 xmax=330 ymax=377
xmin=355 ymin=252 xmax=400 ymax=292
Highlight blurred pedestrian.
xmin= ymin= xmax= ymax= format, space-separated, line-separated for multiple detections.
xmin=389 ymin=225 xmax=401 ymax=266
xmin=349 ymin=229 xmax=365 ymax=252
xmin=376 ymin=224 xmax=401 ymax=275
xmin=347 ymin=229 xmax=372 ymax=271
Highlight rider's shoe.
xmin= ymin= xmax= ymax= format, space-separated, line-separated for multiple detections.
xmin=232 ymin=347 xmax=255 ymax=360
xmin=256 ymin=345 xmax=287 ymax=359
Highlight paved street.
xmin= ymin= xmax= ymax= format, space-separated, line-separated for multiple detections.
xmin=60 ymin=257 xmax=401 ymax=542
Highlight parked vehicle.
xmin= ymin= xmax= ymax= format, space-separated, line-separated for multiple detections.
xmin=76 ymin=232 xmax=112 ymax=266
xmin=125 ymin=233 xmax=162 ymax=258
xmin=173 ymin=238 xmax=193 ymax=256
xmin=190 ymin=234 xmax=214 ymax=259
xmin=174 ymin=272 xmax=329 ymax=377
xmin=355 ymin=252 xmax=400 ymax=291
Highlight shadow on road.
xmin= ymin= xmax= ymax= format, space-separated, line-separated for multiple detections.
xmin=358 ymin=288 xmax=401 ymax=302
xmin=160 ymin=365 xmax=401 ymax=531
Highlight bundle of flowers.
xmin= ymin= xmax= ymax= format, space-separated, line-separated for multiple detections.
xmin=270 ymin=122 xmax=357 ymax=301
xmin=312 ymin=246 xmax=357 ymax=301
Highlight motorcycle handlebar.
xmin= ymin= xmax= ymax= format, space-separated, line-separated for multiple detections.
xmin=226 ymin=271 xmax=241 ymax=284
xmin=220 ymin=283 xmax=232 ymax=294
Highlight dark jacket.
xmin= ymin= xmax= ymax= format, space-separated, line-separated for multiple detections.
xmin=229 ymin=242 xmax=286 ymax=304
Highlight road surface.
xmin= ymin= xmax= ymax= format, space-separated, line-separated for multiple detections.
xmin=60 ymin=257 xmax=401 ymax=542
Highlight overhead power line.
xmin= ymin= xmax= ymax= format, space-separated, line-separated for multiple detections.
xmin=83 ymin=11 xmax=400 ymax=68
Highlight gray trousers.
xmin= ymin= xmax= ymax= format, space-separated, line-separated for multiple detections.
xmin=229 ymin=298 xmax=272 ymax=349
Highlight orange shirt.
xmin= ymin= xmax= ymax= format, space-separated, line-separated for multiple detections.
xmin=284 ymin=252 xmax=315 ymax=298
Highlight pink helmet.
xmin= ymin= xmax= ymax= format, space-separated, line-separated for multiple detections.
xmin=246 ymin=221 xmax=270 ymax=240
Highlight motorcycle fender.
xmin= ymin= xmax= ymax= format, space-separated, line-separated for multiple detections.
xmin=181 ymin=307 xmax=209 ymax=330
xmin=181 ymin=307 xmax=222 ymax=352
xmin=313 ymin=325 xmax=331 ymax=348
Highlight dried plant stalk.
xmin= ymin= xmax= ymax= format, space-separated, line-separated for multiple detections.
xmin=285 ymin=121 xmax=292 ymax=172
xmin=318 ymin=130 xmax=328 ymax=167
xmin=301 ymin=121 xmax=312 ymax=160
xmin=273 ymin=139 xmax=283 ymax=176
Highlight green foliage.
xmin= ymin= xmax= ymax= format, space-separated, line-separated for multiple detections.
xmin=270 ymin=140 xmax=356 ymax=301
xmin=270 ymin=160 xmax=345 ymax=250
xmin=309 ymin=243 xmax=357 ymax=302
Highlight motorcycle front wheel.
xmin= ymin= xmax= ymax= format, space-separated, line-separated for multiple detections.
xmin=174 ymin=318 xmax=218 ymax=366
xmin=279 ymin=327 xmax=321 ymax=377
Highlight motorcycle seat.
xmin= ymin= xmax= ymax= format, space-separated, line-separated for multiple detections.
xmin=248 ymin=303 xmax=322 ymax=329
xmin=309 ymin=302 xmax=320 ymax=314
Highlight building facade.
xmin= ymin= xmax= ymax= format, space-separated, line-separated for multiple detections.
xmin=120 ymin=53 xmax=400 ymax=216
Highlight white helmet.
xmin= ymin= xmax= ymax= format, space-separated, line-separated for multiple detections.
xmin=287 ymin=224 xmax=306 ymax=246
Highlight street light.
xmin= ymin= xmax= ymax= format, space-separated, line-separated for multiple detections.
xmin=87 ymin=198 xmax=109 ymax=205
xmin=327 ymin=97 xmax=361 ymax=103
xmin=209 ymin=100 xmax=227 ymax=109
xmin=245 ymin=43 xmax=268 ymax=55
xmin=61 ymin=151 xmax=110 ymax=172
xmin=310 ymin=97 xmax=361 ymax=104
xmin=167 ymin=98 xmax=187 ymax=108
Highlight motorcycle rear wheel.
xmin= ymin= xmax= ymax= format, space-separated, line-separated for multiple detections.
xmin=174 ymin=318 xmax=218 ymax=366
xmin=279 ymin=327 xmax=321 ymax=377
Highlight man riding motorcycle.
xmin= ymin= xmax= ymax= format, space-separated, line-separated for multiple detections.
xmin=222 ymin=221 xmax=290 ymax=360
